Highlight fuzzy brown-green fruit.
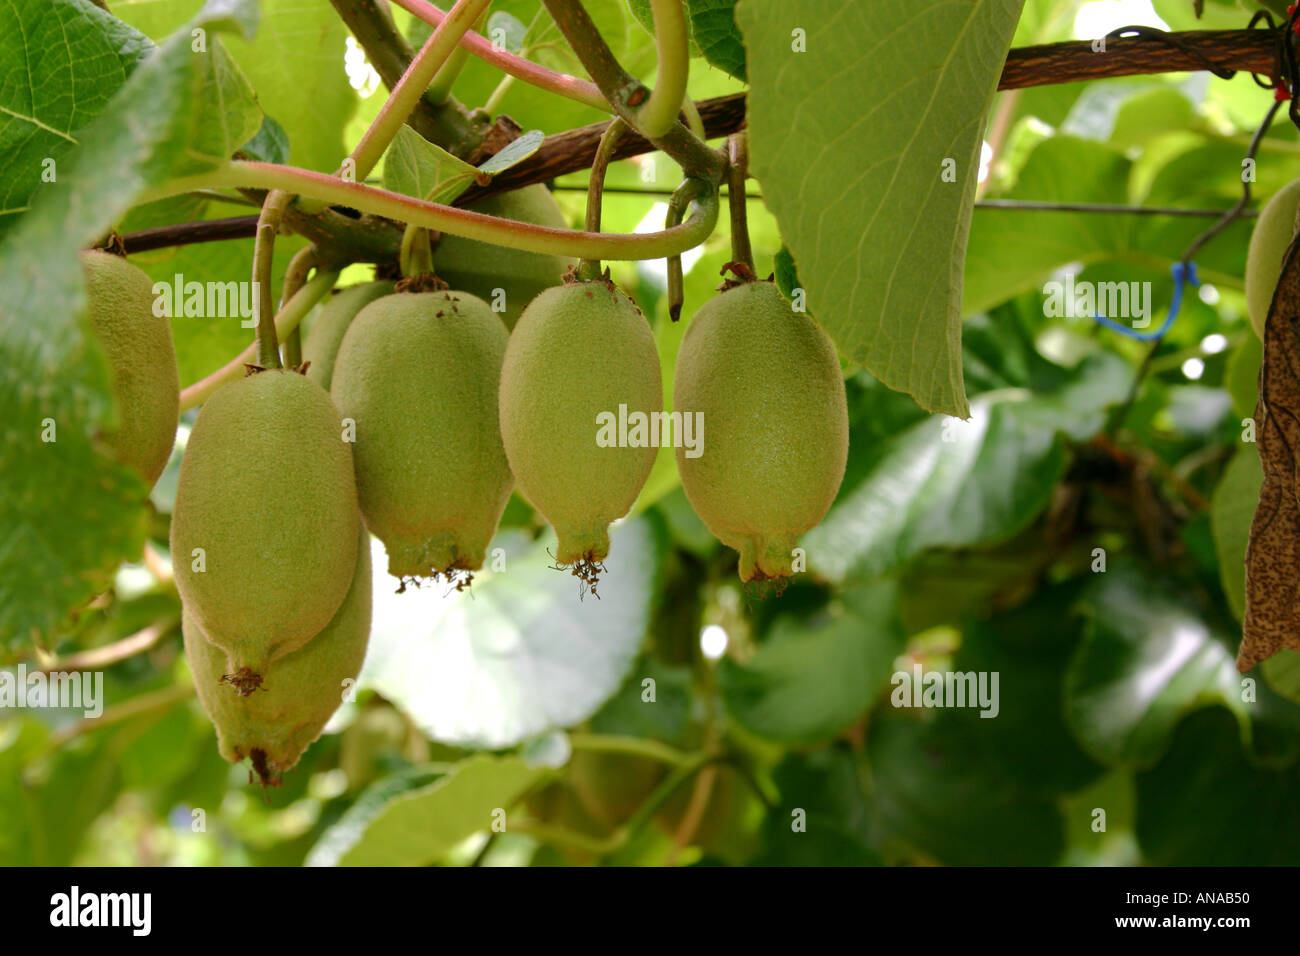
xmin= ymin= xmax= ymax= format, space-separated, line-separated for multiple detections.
xmin=331 ymin=290 xmax=512 ymax=580
xmin=80 ymin=250 xmax=179 ymax=486
xmin=499 ymin=279 xmax=662 ymax=568
xmin=433 ymin=185 xmax=575 ymax=327
xmin=171 ymin=369 xmax=359 ymax=687
xmin=185 ymin=524 xmax=372 ymax=786
xmin=673 ymin=281 xmax=848 ymax=583
xmin=303 ymin=281 xmax=396 ymax=390
xmin=1246 ymin=178 xmax=1300 ymax=340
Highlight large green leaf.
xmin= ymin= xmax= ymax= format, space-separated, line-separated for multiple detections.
xmin=736 ymin=0 xmax=1026 ymax=416
xmin=118 ymin=0 xmax=356 ymax=172
xmin=953 ymin=584 xmax=1104 ymax=796
xmin=1136 ymin=707 xmax=1300 ymax=865
xmin=311 ymin=756 xmax=547 ymax=867
xmin=361 ymin=519 xmax=664 ymax=749
xmin=719 ymin=582 xmax=903 ymax=744
xmin=804 ymin=352 xmax=1131 ymax=583
xmin=1065 ymin=566 xmax=1245 ymax=768
xmin=868 ymin=712 xmax=1066 ymax=865
xmin=0 ymin=0 xmax=153 ymax=239
xmin=689 ymin=0 xmax=746 ymax=80
xmin=0 ymin=0 xmax=260 ymax=648
xmin=751 ymin=748 xmax=881 ymax=866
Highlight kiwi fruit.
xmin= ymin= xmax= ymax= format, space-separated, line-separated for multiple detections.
xmin=433 ymin=185 xmax=575 ymax=327
xmin=170 ymin=368 xmax=359 ymax=688
xmin=80 ymin=249 xmax=179 ymax=487
xmin=499 ymin=278 xmax=662 ymax=573
xmin=1246 ymin=178 xmax=1300 ymax=340
xmin=185 ymin=524 xmax=372 ymax=786
xmin=303 ymin=281 xmax=396 ymax=391
xmin=673 ymin=281 xmax=848 ymax=584
xmin=330 ymin=290 xmax=513 ymax=581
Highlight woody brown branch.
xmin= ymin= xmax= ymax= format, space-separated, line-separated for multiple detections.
xmin=119 ymin=29 xmax=1281 ymax=256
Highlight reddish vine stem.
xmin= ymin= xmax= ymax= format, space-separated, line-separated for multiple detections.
xmin=117 ymin=30 xmax=1281 ymax=257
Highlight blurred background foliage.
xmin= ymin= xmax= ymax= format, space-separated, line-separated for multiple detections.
xmin=5 ymin=0 xmax=1300 ymax=865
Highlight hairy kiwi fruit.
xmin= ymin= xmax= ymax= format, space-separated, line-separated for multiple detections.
xmin=433 ymin=185 xmax=575 ymax=327
xmin=1246 ymin=178 xmax=1300 ymax=340
xmin=80 ymin=250 xmax=179 ymax=486
xmin=499 ymin=278 xmax=662 ymax=575
xmin=171 ymin=368 xmax=359 ymax=688
xmin=185 ymin=524 xmax=372 ymax=786
xmin=331 ymin=290 xmax=512 ymax=582
xmin=303 ymin=281 xmax=396 ymax=391
xmin=673 ymin=281 xmax=848 ymax=584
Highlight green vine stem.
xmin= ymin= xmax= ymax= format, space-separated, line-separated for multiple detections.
xmin=144 ymin=161 xmax=719 ymax=261
xmin=349 ymin=0 xmax=495 ymax=182
xmin=252 ymin=195 xmax=289 ymax=369
xmin=576 ymin=116 xmax=627 ymax=280
xmin=426 ymin=6 xmax=490 ymax=105
xmin=540 ymin=0 xmax=723 ymax=184
xmin=391 ymin=0 xmax=608 ymax=111
xmin=681 ymin=94 xmax=704 ymax=139
xmin=566 ymin=732 xmax=689 ymax=767
xmin=664 ymin=178 xmax=706 ymax=320
xmin=400 ymin=223 xmax=436 ymax=277
xmin=179 ymin=269 xmax=340 ymax=412
xmin=278 ymin=246 xmax=319 ymax=368
xmin=726 ymin=132 xmax=753 ymax=275
xmin=633 ymin=0 xmax=691 ymax=139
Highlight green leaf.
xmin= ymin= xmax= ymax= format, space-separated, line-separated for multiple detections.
xmin=1210 ymin=448 xmax=1262 ymax=620
xmin=1225 ymin=332 xmax=1261 ymax=422
xmin=752 ymin=748 xmax=881 ymax=866
xmin=689 ymin=0 xmax=746 ymax=80
xmin=1262 ymin=650 xmax=1300 ymax=706
xmin=238 ymin=115 xmax=291 ymax=165
xmin=0 ymin=0 xmax=153 ymax=240
xmin=216 ymin=0 xmax=356 ymax=173
xmin=868 ymin=712 xmax=1066 ymax=865
xmin=1135 ymin=707 xmax=1300 ymax=865
xmin=736 ymin=0 xmax=1026 ymax=416
xmin=361 ymin=519 xmax=664 ymax=749
xmin=965 ymin=137 xmax=1134 ymax=313
xmin=486 ymin=10 xmax=528 ymax=53
xmin=1065 ymin=565 xmax=1245 ymax=768
xmin=0 ymin=0 xmax=259 ymax=647
xmin=382 ymin=126 xmax=480 ymax=204
xmin=772 ymin=245 xmax=800 ymax=301
xmin=317 ymin=756 xmax=547 ymax=867
xmin=172 ymin=39 xmax=262 ymax=178
xmin=305 ymin=765 xmax=448 ymax=867
xmin=804 ymin=353 xmax=1131 ymax=583
xmin=476 ymin=129 xmax=545 ymax=175
xmin=952 ymin=584 xmax=1104 ymax=796
xmin=588 ymin=658 xmax=693 ymax=743
xmin=719 ymin=582 xmax=903 ymax=743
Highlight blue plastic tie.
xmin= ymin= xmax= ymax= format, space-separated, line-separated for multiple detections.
xmin=1091 ymin=261 xmax=1199 ymax=341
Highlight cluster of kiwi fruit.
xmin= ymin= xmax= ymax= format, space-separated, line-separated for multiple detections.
xmin=81 ymin=184 xmax=849 ymax=785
